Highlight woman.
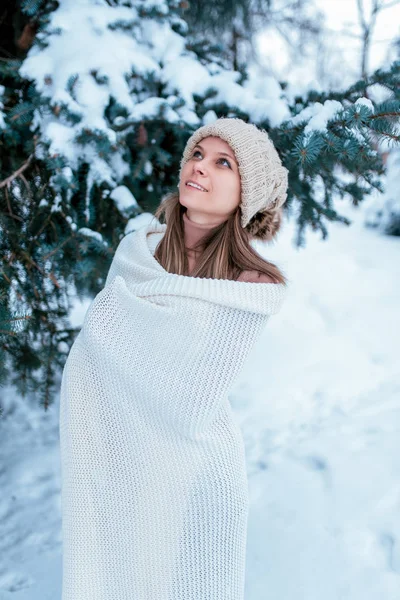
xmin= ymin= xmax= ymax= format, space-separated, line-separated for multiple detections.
xmin=59 ymin=117 xmax=289 ymax=600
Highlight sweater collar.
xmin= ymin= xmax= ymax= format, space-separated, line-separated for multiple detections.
xmin=118 ymin=219 xmax=288 ymax=317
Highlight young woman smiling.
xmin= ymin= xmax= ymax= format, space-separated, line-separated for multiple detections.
xmin=152 ymin=117 xmax=289 ymax=283
xmin=59 ymin=117 xmax=290 ymax=600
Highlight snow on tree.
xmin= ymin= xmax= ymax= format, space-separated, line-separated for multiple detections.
xmin=17 ymin=0 xmax=289 ymax=214
xmin=0 ymin=0 xmax=399 ymax=408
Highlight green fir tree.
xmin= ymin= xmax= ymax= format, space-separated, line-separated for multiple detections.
xmin=0 ymin=0 xmax=399 ymax=413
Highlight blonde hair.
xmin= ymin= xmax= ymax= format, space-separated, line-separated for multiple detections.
xmin=153 ymin=191 xmax=288 ymax=285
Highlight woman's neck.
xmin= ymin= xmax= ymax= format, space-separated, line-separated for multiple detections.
xmin=183 ymin=211 xmax=217 ymax=253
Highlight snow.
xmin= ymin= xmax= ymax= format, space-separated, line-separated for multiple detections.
xmin=109 ymin=185 xmax=138 ymax=213
xmin=2 ymin=0 xmax=399 ymax=595
xmin=289 ymin=99 xmax=344 ymax=134
xmin=243 ymin=63 xmax=291 ymax=126
xmin=1 ymin=201 xmax=399 ymax=599
xmin=76 ymin=227 xmax=104 ymax=243
xmin=17 ymin=0 xmax=291 ymax=195
xmin=130 ymin=97 xmax=180 ymax=122
xmin=355 ymin=97 xmax=375 ymax=113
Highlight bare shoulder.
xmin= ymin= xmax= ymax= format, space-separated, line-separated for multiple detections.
xmin=237 ymin=269 xmax=277 ymax=284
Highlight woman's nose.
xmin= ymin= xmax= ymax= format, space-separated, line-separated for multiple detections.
xmin=193 ymin=162 xmax=207 ymax=175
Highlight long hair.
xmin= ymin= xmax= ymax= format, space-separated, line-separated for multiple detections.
xmin=152 ymin=191 xmax=288 ymax=285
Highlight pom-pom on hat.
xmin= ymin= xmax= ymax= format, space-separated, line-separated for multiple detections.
xmin=179 ymin=117 xmax=289 ymax=229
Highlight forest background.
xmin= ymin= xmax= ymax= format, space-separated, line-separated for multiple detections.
xmin=0 ymin=1 xmax=399 ymax=598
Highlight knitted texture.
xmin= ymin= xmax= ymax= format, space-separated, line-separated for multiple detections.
xmin=179 ymin=117 xmax=289 ymax=228
xmin=59 ymin=220 xmax=288 ymax=600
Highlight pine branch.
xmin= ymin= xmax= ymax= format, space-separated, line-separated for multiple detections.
xmin=370 ymin=112 xmax=400 ymax=119
xmin=0 ymin=154 xmax=33 ymax=189
xmin=2 ymin=185 xmax=23 ymax=223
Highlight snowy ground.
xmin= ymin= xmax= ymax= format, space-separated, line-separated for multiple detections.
xmin=0 ymin=198 xmax=399 ymax=599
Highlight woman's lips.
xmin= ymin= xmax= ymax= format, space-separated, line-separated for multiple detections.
xmin=185 ymin=181 xmax=208 ymax=192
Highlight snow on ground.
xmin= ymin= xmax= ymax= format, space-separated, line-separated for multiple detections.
xmin=0 ymin=198 xmax=399 ymax=599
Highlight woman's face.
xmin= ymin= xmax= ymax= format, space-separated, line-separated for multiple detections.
xmin=178 ymin=136 xmax=241 ymax=225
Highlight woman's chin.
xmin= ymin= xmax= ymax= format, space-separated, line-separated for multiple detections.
xmin=178 ymin=193 xmax=199 ymax=208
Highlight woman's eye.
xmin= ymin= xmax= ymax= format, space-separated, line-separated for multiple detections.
xmin=218 ymin=158 xmax=232 ymax=169
xmin=191 ymin=150 xmax=231 ymax=169
xmin=218 ymin=158 xmax=231 ymax=168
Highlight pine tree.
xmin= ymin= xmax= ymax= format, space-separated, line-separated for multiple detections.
xmin=364 ymin=39 xmax=400 ymax=235
xmin=0 ymin=0 xmax=399 ymax=413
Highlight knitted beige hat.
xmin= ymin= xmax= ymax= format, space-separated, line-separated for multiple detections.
xmin=179 ymin=117 xmax=289 ymax=228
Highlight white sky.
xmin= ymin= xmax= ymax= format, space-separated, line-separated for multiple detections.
xmin=322 ymin=0 xmax=399 ymax=68
xmin=256 ymin=0 xmax=400 ymax=92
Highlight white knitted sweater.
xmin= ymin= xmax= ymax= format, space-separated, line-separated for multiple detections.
xmin=59 ymin=220 xmax=287 ymax=600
